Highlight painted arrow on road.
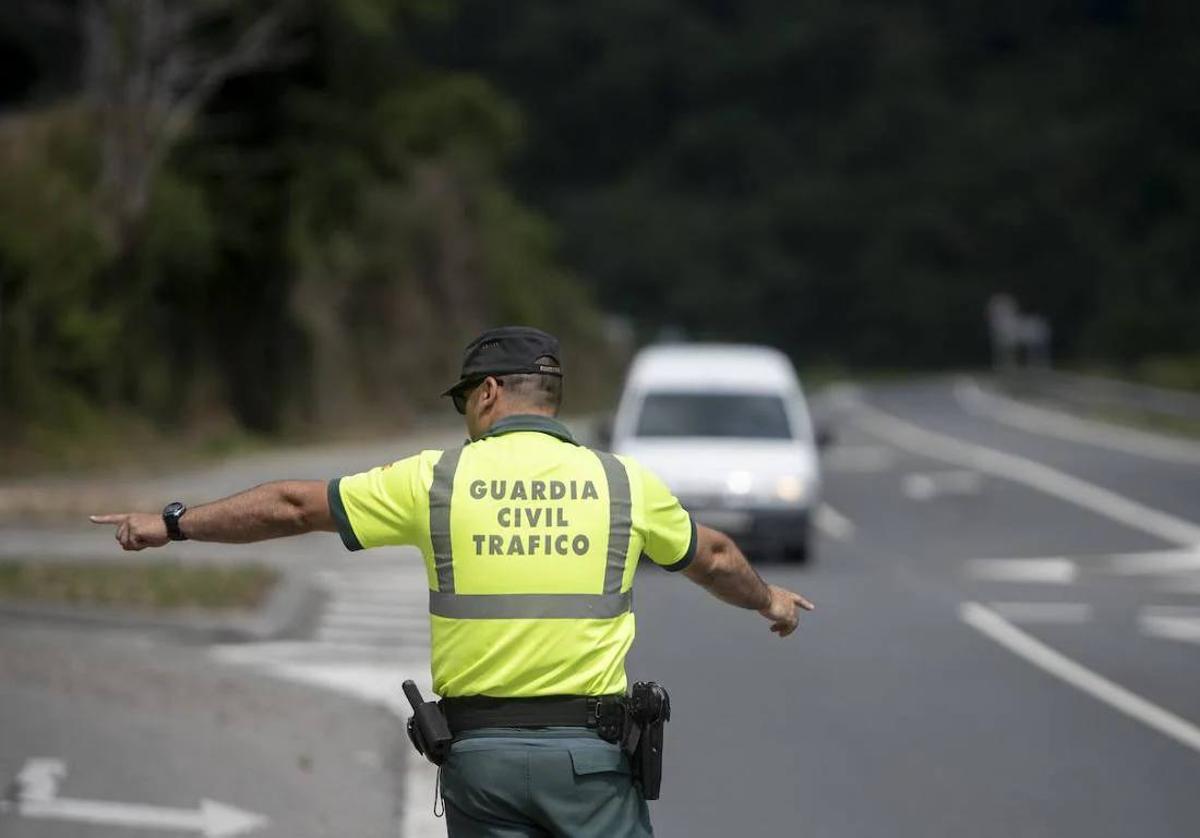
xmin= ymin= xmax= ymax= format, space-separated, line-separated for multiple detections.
xmin=1 ymin=759 xmax=267 ymax=838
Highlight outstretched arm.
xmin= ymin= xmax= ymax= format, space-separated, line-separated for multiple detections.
xmin=91 ymin=480 xmax=336 ymax=550
xmin=684 ymin=524 xmax=814 ymax=637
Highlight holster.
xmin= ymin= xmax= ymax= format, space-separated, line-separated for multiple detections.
xmin=402 ymin=680 xmax=452 ymax=766
xmin=625 ymin=681 xmax=671 ymax=800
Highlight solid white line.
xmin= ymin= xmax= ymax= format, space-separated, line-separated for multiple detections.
xmin=987 ymin=601 xmax=1093 ymax=624
xmin=855 ymin=402 xmax=1200 ymax=547
xmin=955 ymin=378 xmax=1200 ymax=466
xmin=960 ymin=602 xmax=1200 ymax=755
xmin=814 ymin=504 xmax=856 ymax=542
xmin=966 ymin=558 xmax=1078 ymax=585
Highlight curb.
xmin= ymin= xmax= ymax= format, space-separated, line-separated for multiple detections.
xmin=0 ymin=572 xmax=327 ymax=645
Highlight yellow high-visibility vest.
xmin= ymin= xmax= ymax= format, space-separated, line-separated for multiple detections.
xmin=329 ymin=414 xmax=696 ymax=698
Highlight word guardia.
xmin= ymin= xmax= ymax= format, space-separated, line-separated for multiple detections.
xmin=468 ymin=479 xmax=599 ymax=502
xmin=468 ymin=478 xmax=601 ymax=557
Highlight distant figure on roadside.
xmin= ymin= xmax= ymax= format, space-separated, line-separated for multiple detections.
xmin=89 ymin=325 xmax=814 ymax=838
xmin=987 ymin=294 xmax=1052 ymax=370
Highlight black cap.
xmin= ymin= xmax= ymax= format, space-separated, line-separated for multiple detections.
xmin=441 ymin=326 xmax=563 ymax=397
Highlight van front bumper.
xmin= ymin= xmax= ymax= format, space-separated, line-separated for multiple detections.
xmin=688 ymin=505 xmax=811 ymax=559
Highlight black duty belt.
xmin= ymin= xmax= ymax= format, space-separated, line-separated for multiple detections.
xmin=441 ymin=694 xmax=626 ymax=742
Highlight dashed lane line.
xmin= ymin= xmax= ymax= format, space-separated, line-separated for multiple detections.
xmin=960 ymin=602 xmax=1200 ymax=755
xmin=1139 ymin=606 xmax=1200 ymax=647
xmin=1106 ymin=549 xmax=1200 ymax=576
xmin=986 ymin=602 xmax=1093 ymax=624
xmin=966 ymin=558 xmax=1078 ymax=585
xmin=854 ymin=401 xmax=1200 ymax=548
xmin=821 ymin=445 xmax=896 ymax=474
xmin=902 ymin=470 xmax=982 ymax=501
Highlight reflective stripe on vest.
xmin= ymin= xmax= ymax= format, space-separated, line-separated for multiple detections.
xmin=429 ymin=446 xmax=463 ymax=593
xmin=427 ymin=445 xmax=634 ymax=619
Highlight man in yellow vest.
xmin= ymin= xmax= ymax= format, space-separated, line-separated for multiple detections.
xmin=92 ymin=326 xmax=814 ymax=837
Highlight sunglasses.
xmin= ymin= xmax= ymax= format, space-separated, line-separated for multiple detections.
xmin=452 ymin=377 xmax=503 ymax=415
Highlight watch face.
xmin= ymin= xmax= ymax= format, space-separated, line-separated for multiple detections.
xmin=164 ymin=502 xmax=185 ymax=518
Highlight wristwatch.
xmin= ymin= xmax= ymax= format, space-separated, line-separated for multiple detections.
xmin=162 ymin=501 xmax=189 ymax=541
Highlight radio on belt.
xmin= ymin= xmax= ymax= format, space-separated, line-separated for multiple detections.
xmin=402 ymin=680 xmax=452 ymax=766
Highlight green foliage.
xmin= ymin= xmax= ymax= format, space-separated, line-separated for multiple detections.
xmin=0 ymin=0 xmax=609 ymax=451
xmin=431 ymin=0 xmax=1200 ymax=368
xmin=0 ymin=107 xmax=116 ymax=429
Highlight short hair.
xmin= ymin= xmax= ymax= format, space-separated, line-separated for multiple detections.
xmin=499 ymin=355 xmax=563 ymax=413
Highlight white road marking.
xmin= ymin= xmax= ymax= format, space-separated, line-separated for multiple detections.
xmin=1 ymin=760 xmax=266 ymax=838
xmin=212 ymin=562 xmax=445 ymax=838
xmin=955 ymin=378 xmax=1200 ymax=466
xmin=855 ymin=402 xmax=1200 ymax=547
xmin=966 ymin=558 xmax=1078 ymax=585
xmin=1139 ymin=606 xmax=1200 ymax=647
xmin=986 ymin=602 xmax=1093 ymax=624
xmin=14 ymin=758 xmax=66 ymax=803
xmin=1140 ymin=616 xmax=1200 ymax=646
xmin=960 ymin=602 xmax=1200 ymax=755
xmin=814 ymin=504 xmax=855 ymax=542
xmin=1106 ymin=549 xmax=1200 ymax=576
xmin=822 ymin=445 xmax=896 ymax=474
xmin=902 ymin=470 xmax=982 ymax=501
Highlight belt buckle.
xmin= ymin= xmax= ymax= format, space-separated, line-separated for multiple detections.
xmin=591 ymin=697 xmax=625 ymax=743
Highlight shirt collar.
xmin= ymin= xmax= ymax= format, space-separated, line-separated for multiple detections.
xmin=475 ymin=414 xmax=577 ymax=445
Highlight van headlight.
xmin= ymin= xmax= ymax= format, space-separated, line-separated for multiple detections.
xmin=774 ymin=475 xmax=808 ymax=504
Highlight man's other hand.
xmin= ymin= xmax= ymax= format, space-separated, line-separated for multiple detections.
xmin=758 ymin=584 xmax=815 ymax=637
xmin=90 ymin=512 xmax=169 ymax=551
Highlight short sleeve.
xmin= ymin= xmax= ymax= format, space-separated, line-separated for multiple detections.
xmin=328 ymin=453 xmax=429 ymax=551
xmin=638 ymin=465 xmax=697 ymax=572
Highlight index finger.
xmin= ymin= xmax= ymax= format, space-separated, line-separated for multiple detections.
xmin=89 ymin=514 xmax=129 ymax=525
xmin=791 ymin=592 xmax=815 ymax=611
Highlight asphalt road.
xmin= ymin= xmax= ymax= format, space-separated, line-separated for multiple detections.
xmin=0 ymin=622 xmax=407 ymax=838
xmin=2 ymin=377 xmax=1197 ymax=838
xmin=629 ymin=378 xmax=1199 ymax=837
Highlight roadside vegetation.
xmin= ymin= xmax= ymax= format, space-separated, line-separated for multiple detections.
xmin=0 ymin=560 xmax=279 ymax=612
xmin=2 ymin=1 xmax=1195 ymax=472
xmin=0 ymin=1 xmax=617 ymax=474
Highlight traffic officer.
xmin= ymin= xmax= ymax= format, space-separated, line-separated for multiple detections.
xmin=91 ymin=325 xmax=814 ymax=837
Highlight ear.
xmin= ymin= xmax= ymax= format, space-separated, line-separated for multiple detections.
xmin=479 ymin=376 xmax=503 ymax=409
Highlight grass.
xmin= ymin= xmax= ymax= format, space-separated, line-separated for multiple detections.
xmin=0 ymin=560 xmax=280 ymax=612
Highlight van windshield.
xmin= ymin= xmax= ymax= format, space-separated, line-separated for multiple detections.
xmin=634 ymin=392 xmax=793 ymax=439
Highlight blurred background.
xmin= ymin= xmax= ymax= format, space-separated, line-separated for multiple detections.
xmin=1 ymin=2 xmax=1198 ymax=838
xmin=2 ymin=0 xmax=1197 ymax=467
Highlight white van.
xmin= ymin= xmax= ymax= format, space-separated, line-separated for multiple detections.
xmin=609 ymin=343 xmax=820 ymax=563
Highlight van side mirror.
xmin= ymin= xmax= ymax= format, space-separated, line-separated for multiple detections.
xmin=595 ymin=415 xmax=615 ymax=450
xmin=814 ymin=423 xmax=836 ymax=450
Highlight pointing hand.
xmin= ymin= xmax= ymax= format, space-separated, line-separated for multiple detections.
xmin=89 ymin=513 xmax=169 ymax=551
xmin=758 ymin=585 xmax=815 ymax=638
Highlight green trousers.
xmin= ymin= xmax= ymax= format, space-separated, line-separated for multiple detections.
xmin=439 ymin=728 xmax=653 ymax=837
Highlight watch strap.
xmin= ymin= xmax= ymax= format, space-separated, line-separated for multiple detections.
xmin=163 ymin=502 xmax=188 ymax=541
